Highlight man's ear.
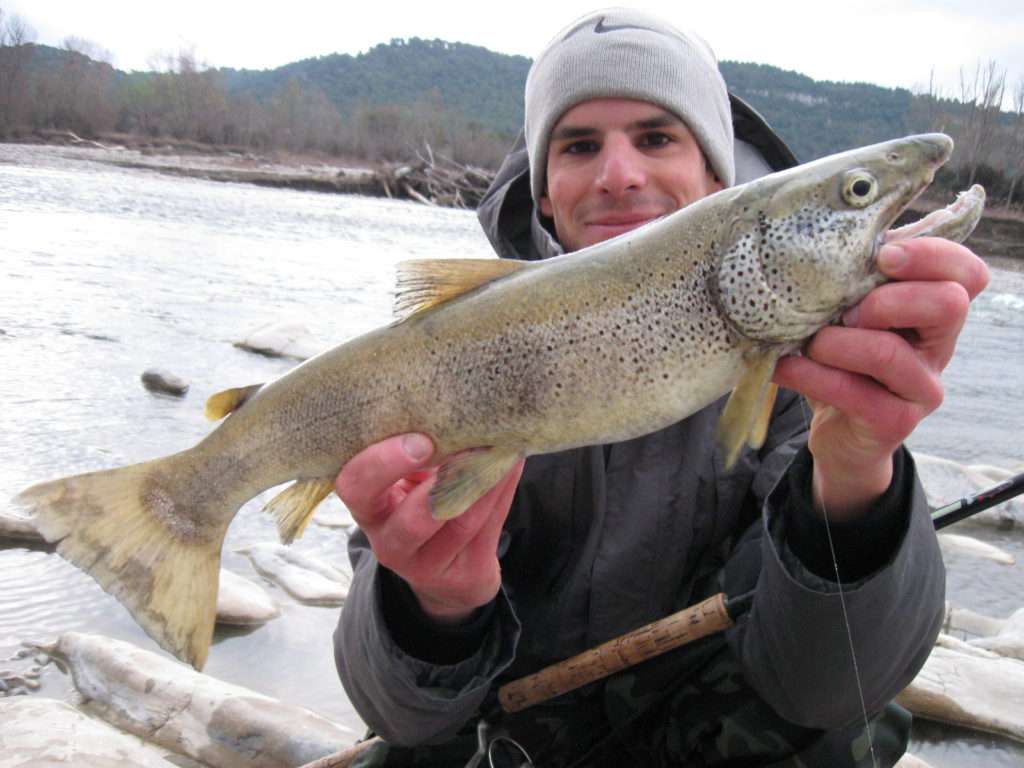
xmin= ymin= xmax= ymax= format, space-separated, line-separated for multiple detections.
xmin=539 ymin=193 xmax=553 ymax=218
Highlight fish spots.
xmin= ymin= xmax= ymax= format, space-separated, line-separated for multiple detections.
xmin=715 ymin=201 xmax=879 ymax=343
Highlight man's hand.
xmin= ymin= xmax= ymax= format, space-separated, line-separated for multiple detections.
xmin=335 ymin=434 xmax=524 ymax=625
xmin=773 ymin=237 xmax=990 ymax=518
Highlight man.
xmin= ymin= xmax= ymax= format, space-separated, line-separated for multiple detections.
xmin=334 ymin=9 xmax=989 ymax=766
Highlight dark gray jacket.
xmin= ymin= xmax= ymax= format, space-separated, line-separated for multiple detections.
xmin=334 ymin=99 xmax=944 ymax=748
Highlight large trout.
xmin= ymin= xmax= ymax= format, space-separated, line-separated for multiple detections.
xmin=16 ymin=134 xmax=984 ymax=669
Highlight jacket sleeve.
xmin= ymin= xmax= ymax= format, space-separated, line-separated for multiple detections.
xmin=333 ymin=528 xmax=521 ymax=746
xmin=726 ymin=397 xmax=945 ymax=729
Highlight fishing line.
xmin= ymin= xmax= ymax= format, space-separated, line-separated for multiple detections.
xmin=799 ymin=399 xmax=880 ymax=768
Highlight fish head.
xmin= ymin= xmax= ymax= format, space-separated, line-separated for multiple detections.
xmin=713 ymin=133 xmax=953 ymax=344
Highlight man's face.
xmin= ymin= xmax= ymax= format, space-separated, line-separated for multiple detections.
xmin=539 ymin=98 xmax=724 ymax=252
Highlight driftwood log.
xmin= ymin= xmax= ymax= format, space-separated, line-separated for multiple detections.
xmin=374 ymin=146 xmax=496 ymax=209
xmin=91 ymin=142 xmax=499 ymax=209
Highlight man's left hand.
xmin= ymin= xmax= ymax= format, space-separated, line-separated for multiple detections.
xmin=772 ymin=237 xmax=990 ymax=519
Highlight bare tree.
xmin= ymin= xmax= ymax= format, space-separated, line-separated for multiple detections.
xmin=1006 ymin=77 xmax=1024 ymax=208
xmin=957 ymin=60 xmax=1007 ymax=187
xmin=142 ymin=47 xmax=228 ymax=143
xmin=63 ymin=35 xmax=113 ymax=65
xmin=0 ymin=7 xmax=36 ymax=132
xmin=910 ymin=67 xmax=949 ymax=133
xmin=40 ymin=36 xmax=120 ymax=134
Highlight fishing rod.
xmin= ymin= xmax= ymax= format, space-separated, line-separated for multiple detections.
xmin=930 ymin=470 xmax=1024 ymax=530
xmin=301 ymin=471 xmax=1024 ymax=767
xmin=498 ymin=470 xmax=1024 ymax=713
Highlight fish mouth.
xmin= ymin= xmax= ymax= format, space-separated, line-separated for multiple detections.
xmin=871 ymin=134 xmax=956 ymax=253
xmin=882 ymin=184 xmax=985 ymax=244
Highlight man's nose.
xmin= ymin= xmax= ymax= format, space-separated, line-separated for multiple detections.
xmin=596 ymin=136 xmax=645 ymax=194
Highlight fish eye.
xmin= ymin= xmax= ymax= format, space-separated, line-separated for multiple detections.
xmin=841 ymin=171 xmax=878 ymax=207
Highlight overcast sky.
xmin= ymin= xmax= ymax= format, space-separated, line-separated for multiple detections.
xmin=5 ymin=0 xmax=1023 ymax=108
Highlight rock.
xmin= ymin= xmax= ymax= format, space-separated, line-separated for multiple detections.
xmin=971 ymin=607 xmax=1024 ymax=661
xmin=311 ymin=497 xmax=356 ymax=529
xmin=216 ymin=568 xmax=280 ymax=626
xmin=895 ymin=754 xmax=934 ymax=768
xmin=37 ymin=632 xmax=355 ymax=768
xmin=937 ymin=532 xmax=1015 ymax=564
xmin=0 ymin=698 xmax=197 ymax=767
xmin=896 ymin=636 xmax=1024 ymax=743
xmin=0 ymin=508 xmax=44 ymax=542
xmin=943 ymin=603 xmax=1006 ymax=638
xmin=233 ymin=320 xmax=321 ymax=360
xmin=240 ymin=543 xmax=350 ymax=606
xmin=140 ymin=368 xmax=190 ymax=396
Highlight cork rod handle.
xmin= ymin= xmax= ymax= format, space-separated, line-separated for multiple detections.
xmin=498 ymin=592 xmax=734 ymax=713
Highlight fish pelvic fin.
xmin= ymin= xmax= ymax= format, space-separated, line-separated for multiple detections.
xmin=717 ymin=350 xmax=782 ymax=469
xmin=393 ymin=259 xmax=532 ymax=322
xmin=430 ymin=447 xmax=522 ymax=521
xmin=264 ymin=477 xmax=335 ymax=545
xmin=13 ymin=456 xmax=230 ymax=670
xmin=205 ymin=383 xmax=263 ymax=421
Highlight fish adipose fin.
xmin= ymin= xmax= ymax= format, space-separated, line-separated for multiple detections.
xmin=264 ymin=477 xmax=335 ymax=544
xmin=205 ymin=384 xmax=263 ymax=421
xmin=430 ymin=447 xmax=522 ymax=521
xmin=393 ymin=259 xmax=532 ymax=321
xmin=717 ymin=350 xmax=781 ymax=469
xmin=13 ymin=455 xmax=228 ymax=669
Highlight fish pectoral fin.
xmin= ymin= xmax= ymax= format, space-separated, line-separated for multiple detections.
xmin=393 ymin=259 xmax=533 ymax=321
xmin=264 ymin=478 xmax=336 ymax=545
xmin=717 ymin=350 xmax=782 ymax=469
xmin=748 ymin=383 xmax=778 ymax=452
xmin=205 ymin=384 xmax=263 ymax=421
xmin=430 ymin=447 xmax=522 ymax=521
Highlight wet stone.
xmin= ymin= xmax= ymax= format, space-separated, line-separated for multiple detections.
xmin=141 ymin=368 xmax=190 ymax=396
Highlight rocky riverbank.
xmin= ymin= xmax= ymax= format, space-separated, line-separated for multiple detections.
xmin=9 ymin=129 xmax=1023 ymax=260
xmin=8 ymin=130 xmax=496 ymax=209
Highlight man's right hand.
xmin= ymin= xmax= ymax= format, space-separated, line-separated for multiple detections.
xmin=335 ymin=433 xmax=524 ymax=625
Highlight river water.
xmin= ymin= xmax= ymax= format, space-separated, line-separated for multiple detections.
xmin=1 ymin=144 xmax=1022 ymax=766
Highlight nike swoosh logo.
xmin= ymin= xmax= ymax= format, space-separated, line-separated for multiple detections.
xmin=593 ymin=17 xmax=659 ymax=35
xmin=561 ymin=16 xmax=663 ymax=41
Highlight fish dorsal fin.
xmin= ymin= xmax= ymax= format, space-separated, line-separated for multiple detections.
xmin=716 ymin=349 xmax=782 ymax=468
xmin=205 ymin=384 xmax=263 ymax=421
xmin=393 ymin=258 xmax=531 ymax=321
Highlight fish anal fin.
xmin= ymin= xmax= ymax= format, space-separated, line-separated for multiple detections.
xmin=264 ymin=478 xmax=335 ymax=545
xmin=393 ymin=259 xmax=531 ymax=322
xmin=205 ymin=384 xmax=263 ymax=421
xmin=717 ymin=351 xmax=781 ymax=469
xmin=430 ymin=447 xmax=522 ymax=521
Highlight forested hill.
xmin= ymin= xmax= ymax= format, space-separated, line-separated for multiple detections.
xmin=13 ymin=36 xmax=999 ymax=169
xmin=218 ymin=39 xmax=531 ymax=138
xmin=213 ymin=37 xmax=928 ymax=161
xmin=718 ymin=61 xmax=919 ymax=160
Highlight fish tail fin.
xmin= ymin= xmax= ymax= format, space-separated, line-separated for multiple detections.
xmin=14 ymin=454 xmax=230 ymax=669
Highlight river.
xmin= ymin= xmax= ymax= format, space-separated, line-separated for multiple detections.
xmin=1 ymin=144 xmax=1022 ymax=766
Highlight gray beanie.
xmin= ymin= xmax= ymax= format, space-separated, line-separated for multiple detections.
xmin=525 ymin=8 xmax=735 ymax=204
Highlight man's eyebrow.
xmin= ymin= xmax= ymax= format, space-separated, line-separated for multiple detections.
xmin=633 ymin=113 xmax=682 ymax=131
xmin=549 ymin=111 xmax=683 ymax=142
xmin=549 ymin=125 xmax=597 ymax=142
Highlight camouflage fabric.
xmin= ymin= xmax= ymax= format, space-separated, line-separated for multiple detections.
xmin=351 ymin=634 xmax=911 ymax=768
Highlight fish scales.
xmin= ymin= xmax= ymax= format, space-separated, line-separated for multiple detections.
xmin=14 ymin=134 xmax=986 ymax=668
